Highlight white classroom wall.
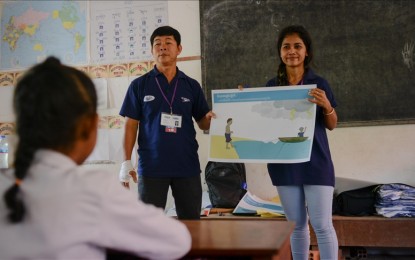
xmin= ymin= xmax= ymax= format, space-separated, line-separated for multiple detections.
xmin=1 ymin=1 xmax=414 ymax=205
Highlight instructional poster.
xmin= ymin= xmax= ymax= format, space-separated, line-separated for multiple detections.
xmin=209 ymin=85 xmax=316 ymax=163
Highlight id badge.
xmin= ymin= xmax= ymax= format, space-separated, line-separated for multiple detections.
xmin=161 ymin=112 xmax=182 ymax=128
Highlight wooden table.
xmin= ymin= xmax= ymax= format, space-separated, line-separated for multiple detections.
xmin=206 ymin=212 xmax=415 ymax=248
xmin=181 ymin=219 xmax=294 ymax=260
xmin=310 ymin=215 xmax=415 ymax=248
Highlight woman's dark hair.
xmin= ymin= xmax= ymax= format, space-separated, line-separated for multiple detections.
xmin=150 ymin=25 xmax=181 ymax=46
xmin=3 ymin=56 xmax=97 ymax=223
xmin=276 ymin=25 xmax=314 ymax=85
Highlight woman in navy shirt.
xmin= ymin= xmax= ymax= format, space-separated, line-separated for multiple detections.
xmin=266 ymin=25 xmax=339 ymax=260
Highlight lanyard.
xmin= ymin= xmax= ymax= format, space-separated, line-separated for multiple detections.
xmin=155 ymin=77 xmax=178 ymax=115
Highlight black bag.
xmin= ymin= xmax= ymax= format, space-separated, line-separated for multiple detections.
xmin=205 ymin=161 xmax=247 ymax=208
xmin=333 ymin=184 xmax=381 ymax=216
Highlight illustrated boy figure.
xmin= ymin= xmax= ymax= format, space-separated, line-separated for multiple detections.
xmin=225 ymin=118 xmax=234 ymax=149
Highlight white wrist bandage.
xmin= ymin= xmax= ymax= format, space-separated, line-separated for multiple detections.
xmin=119 ymin=160 xmax=134 ymax=182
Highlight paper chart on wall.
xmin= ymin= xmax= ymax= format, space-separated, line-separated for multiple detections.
xmin=209 ymin=85 xmax=316 ymax=163
xmin=90 ymin=1 xmax=168 ymax=64
xmin=85 ymin=116 xmax=127 ymax=163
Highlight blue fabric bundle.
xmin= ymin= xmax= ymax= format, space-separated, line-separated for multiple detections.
xmin=375 ymin=183 xmax=415 ymax=218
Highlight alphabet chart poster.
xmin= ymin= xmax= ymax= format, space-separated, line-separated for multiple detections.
xmin=90 ymin=1 xmax=168 ymax=64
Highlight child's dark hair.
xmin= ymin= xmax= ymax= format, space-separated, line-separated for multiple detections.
xmin=276 ymin=25 xmax=314 ymax=86
xmin=150 ymin=26 xmax=181 ymax=46
xmin=3 ymin=56 xmax=97 ymax=223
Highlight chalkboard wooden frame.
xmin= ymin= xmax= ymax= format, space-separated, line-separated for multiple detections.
xmin=200 ymin=0 xmax=415 ymax=127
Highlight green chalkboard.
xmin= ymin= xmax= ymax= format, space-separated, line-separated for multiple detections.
xmin=200 ymin=0 xmax=415 ymax=126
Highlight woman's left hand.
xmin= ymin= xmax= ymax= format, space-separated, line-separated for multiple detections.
xmin=308 ymin=88 xmax=337 ymax=130
xmin=308 ymin=88 xmax=332 ymax=113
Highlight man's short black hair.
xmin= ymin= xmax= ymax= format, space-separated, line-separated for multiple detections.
xmin=150 ymin=26 xmax=181 ymax=46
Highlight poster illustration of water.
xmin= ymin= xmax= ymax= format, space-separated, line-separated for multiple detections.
xmin=209 ymin=85 xmax=316 ymax=163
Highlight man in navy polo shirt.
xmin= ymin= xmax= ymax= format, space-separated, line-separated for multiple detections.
xmin=119 ymin=26 xmax=214 ymax=220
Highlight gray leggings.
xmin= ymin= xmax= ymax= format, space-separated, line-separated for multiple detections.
xmin=277 ymin=185 xmax=338 ymax=260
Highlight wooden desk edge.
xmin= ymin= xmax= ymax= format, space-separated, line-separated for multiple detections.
xmin=204 ymin=213 xmax=415 ymax=248
xmin=181 ymin=219 xmax=294 ymax=259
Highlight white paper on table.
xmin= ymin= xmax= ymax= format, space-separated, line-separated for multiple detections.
xmin=233 ymin=191 xmax=284 ymax=215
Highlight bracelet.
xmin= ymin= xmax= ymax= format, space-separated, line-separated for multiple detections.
xmin=324 ymin=108 xmax=335 ymax=116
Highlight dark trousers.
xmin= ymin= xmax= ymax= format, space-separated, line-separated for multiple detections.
xmin=138 ymin=174 xmax=202 ymax=220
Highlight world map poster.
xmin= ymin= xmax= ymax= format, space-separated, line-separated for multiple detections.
xmin=0 ymin=1 xmax=87 ymax=70
xmin=209 ymin=85 xmax=316 ymax=163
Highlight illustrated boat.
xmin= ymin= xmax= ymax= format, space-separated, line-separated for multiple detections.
xmin=278 ymin=137 xmax=308 ymax=143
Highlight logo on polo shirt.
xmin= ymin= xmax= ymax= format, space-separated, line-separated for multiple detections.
xmin=144 ymin=95 xmax=155 ymax=102
xmin=181 ymin=97 xmax=190 ymax=102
